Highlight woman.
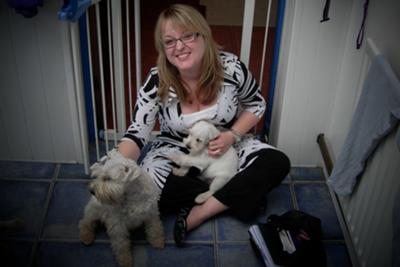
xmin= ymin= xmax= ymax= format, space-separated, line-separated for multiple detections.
xmin=118 ymin=4 xmax=290 ymax=246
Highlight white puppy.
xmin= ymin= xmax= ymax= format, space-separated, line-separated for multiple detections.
xmin=169 ymin=120 xmax=239 ymax=204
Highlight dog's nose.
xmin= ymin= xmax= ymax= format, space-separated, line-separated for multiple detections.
xmin=186 ymin=144 xmax=191 ymax=149
xmin=89 ymin=189 xmax=95 ymax=196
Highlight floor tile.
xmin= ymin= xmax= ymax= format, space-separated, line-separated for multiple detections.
xmin=218 ymin=243 xmax=265 ymax=267
xmin=58 ymin=164 xmax=90 ymax=180
xmin=259 ymin=184 xmax=295 ymax=221
xmin=2 ymin=240 xmax=33 ymax=267
xmin=134 ymin=244 xmax=214 ymax=266
xmin=217 ymin=185 xmax=293 ymax=242
xmin=290 ymin=167 xmax=325 ymax=181
xmin=325 ymin=242 xmax=352 ymax=267
xmin=294 ymin=184 xmax=343 ymax=240
xmin=0 ymin=161 xmax=55 ymax=179
xmin=33 ymin=241 xmax=118 ymax=267
xmin=216 ymin=214 xmax=254 ymax=242
xmin=42 ymin=181 xmax=91 ymax=240
xmin=0 ymin=180 xmax=49 ymax=239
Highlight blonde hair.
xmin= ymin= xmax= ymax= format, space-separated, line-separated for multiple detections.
xmin=154 ymin=4 xmax=224 ymax=104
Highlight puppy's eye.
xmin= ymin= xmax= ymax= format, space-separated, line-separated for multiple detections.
xmin=103 ymin=177 xmax=111 ymax=181
xmin=196 ymin=138 xmax=202 ymax=143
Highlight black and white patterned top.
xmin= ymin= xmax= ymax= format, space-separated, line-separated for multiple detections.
xmin=122 ymin=51 xmax=275 ymax=191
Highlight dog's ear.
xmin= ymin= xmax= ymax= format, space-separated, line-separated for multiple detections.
xmin=107 ymin=148 xmax=121 ymax=159
xmin=89 ymin=154 xmax=109 ymax=177
xmin=89 ymin=162 xmax=102 ymax=177
xmin=121 ymin=161 xmax=141 ymax=182
xmin=99 ymin=155 xmax=108 ymax=164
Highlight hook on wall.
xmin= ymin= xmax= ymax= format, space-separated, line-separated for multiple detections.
xmin=320 ymin=0 xmax=330 ymax=23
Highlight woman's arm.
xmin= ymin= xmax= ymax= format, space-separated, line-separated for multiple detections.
xmin=118 ymin=140 xmax=141 ymax=161
xmin=230 ymin=111 xmax=261 ymax=137
xmin=118 ymin=69 xmax=160 ymax=160
xmin=208 ymin=53 xmax=266 ymax=156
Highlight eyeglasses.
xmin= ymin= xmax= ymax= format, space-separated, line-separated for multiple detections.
xmin=163 ymin=32 xmax=200 ymax=48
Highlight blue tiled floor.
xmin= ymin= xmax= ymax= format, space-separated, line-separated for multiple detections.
xmin=0 ymin=161 xmax=352 ymax=267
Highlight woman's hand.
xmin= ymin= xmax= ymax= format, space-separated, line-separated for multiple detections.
xmin=208 ymin=131 xmax=236 ymax=157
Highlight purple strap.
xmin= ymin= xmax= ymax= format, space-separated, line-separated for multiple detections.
xmin=356 ymin=0 xmax=370 ymax=49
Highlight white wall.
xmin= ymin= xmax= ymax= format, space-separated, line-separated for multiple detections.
xmin=270 ymin=0 xmax=352 ymax=166
xmin=270 ymin=0 xmax=400 ymax=166
xmin=0 ymin=1 xmax=85 ymax=163
xmin=328 ymin=0 xmax=400 ymax=158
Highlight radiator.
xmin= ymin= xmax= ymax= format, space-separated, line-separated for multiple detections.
xmin=340 ymin=128 xmax=400 ymax=267
xmin=318 ymin=38 xmax=400 ymax=267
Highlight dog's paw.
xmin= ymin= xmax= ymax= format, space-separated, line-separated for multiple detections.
xmin=145 ymin=221 xmax=165 ymax=249
xmin=168 ymin=154 xmax=184 ymax=165
xmin=172 ymin=167 xmax=188 ymax=177
xmin=195 ymin=191 xmax=212 ymax=204
xmin=116 ymin=252 xmax=132 ymax=267
xmin=149 ymin=237 xmax=165 ymax=249
xmin=79 ymin=229 xmax=95 ymax=245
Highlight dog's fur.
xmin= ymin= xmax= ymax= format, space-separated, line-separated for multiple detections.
xmin=79 ymin=149 xmax=164 ymax=267
xmin=169 ymin=120 xmax=239 ymax=204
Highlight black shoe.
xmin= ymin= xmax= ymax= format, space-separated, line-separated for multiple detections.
xmin=174 ymin=207 xmax=190 ymax=247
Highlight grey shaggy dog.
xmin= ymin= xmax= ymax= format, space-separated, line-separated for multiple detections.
xmin=79 ymin=149 xmax=164 ymax=267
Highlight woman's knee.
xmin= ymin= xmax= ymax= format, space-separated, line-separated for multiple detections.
xmin=257 ymin=148 xmax=290 ymax=170
xmin=274 ymin=149 xmax=291 ymax=179
xmin=252 ymin=149 xmax=291 ymax=187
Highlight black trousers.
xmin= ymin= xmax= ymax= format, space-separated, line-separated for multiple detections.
xmin=159 ymin=148 xmax=291 ymax=220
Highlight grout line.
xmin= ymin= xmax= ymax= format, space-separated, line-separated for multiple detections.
xmin=289 ymin=181 xmax=299 ymax=210
xmin=323 ymin=239 xmax=348 ymax=244
xmin=38 ymin=238 xmax=104 ymax=244
xmin=213 ymin=218 xmax=219 ymax=267
xmin=36 ymin=238 xmax=218 ymax=245
xmin=0 ymin=177 xmax=54 ymax=182
xmin=27 ymin=163 xmax=61 ymax=267
xmin=56 ymin=178 xmax=92 ymax=182
xmin=291 ymin=180 xmax=326 ymax=184
xmin=216 ymin=240 xmax=253 ymax=244
xmin=35 ymin=238 xmax=250 ymax=246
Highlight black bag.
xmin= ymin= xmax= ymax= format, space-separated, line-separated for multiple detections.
xmin=254 ymin=210 xmax=326 ymax=267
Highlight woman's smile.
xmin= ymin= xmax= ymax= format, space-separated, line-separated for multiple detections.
xmin=175 ymin=52 xmax=191 ymax=60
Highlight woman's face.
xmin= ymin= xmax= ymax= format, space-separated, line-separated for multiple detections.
xmin=162 ymin=20 xmax=205 ymax=78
